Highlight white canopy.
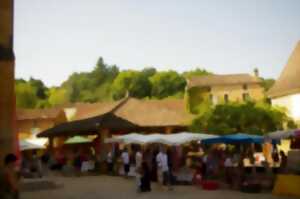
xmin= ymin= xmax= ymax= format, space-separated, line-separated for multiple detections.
xmin=105 ymin=132 xmax=217 ymax=146
xmin=265 ymin=130 xmax=298 ymax=140
xmin=19 ymin=138 xmax=48 ymax=151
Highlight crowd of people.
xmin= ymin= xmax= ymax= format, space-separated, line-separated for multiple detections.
xmin=105 ymin=143 xmax=289 ymax=193
xmin=0 ymin=142 xmax=289 ymax=198
xmin=117 ymin=146 xmax=173 ymax=192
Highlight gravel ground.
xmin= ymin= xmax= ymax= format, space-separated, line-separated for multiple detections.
xmin=21 ymin=175 xmax=295 ymax=199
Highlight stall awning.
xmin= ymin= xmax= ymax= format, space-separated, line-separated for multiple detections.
xmin=202 ymin=133 xmax=263 ymax=144
xmin=105 ymin=132 xmax=217 ymax=145
xmin=64 ymin=136 xmax=92 ymax=144
xmin=19 ymin=138 xmax=48 ymax=151
xmin=265 ymin=129 xmax=300 ymax=140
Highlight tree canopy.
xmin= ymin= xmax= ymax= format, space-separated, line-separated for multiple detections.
xmin=190 ymin=102 xmax=295 ymax=135
xmin=150 ymin=71 xmax=186 ymax=99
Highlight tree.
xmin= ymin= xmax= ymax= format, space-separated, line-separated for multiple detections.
xmin=90 ymin=57 xmax=119 ymax=87
xmin=15 ymin=82 xmax=38 ymax=108
xmin=28 ymin=77 xmax=48 ymax=99
xmin=48 ymin=88 xmax=70 ymax=106
xmin=183 ymin=68 xmax=211 ymax=79
xmin=190 ymin=102 xmax=291 ymax=135
xmin=150 ymin=71 xmax=186 ymax=99
xmin=111 ymin=70 xmax=152 ymax=99
xmin=141 ymin=67 xmax=157 ymax=78
xmin=62 ymin=57 xmax=119 ymax=102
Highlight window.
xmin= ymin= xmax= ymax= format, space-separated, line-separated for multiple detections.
xmin=224 ymin=94 xmax=229 ymax=103
xmin=243 ymin=84 xmax=248 ymax=90
xmin=243 ymin=93 xmax=250 ymax=101
xmin=207 ymin=87 xmax=212 ymax=92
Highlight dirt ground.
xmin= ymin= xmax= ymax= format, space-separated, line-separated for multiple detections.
xmin=21 ymin=176 xmax=295 ymax=199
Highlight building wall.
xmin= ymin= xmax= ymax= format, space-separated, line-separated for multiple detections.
xmin=17 ymin=119 xmax=55 ymax=139
xmin=210 ymin=84 xmax=264 ymax=103
xmin=64 ymin=107 xmax=77 ymax=121
xmin=188 ymin=83 xmax=264 ymax=110
xmin=272 ymin=93 xmax=300 ymax=122
xmin=17 ymin=112 xmax=67 ymax=139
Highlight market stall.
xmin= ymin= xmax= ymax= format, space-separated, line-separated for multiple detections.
xmin=105 ymin=132 xmax=218 ymax=145
xmin=266 ymin=129 xmax=300 ymax=198
xmin=19 ymin=138 xmax=48 ymax=151
xmin=265 ymin=129 xmax=300 ymax=140
xmin=202 ymin=133 xmax=263 ymax=144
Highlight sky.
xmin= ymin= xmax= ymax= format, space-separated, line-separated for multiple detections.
xmin=14 ymin=0 xmax=300 ymax=87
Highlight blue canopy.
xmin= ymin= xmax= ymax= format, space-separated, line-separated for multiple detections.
xmin=202 ymin=133 xmax=263 ymax=144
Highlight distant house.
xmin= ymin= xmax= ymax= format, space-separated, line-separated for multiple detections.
xmin=268 ymin=41 xmax=300 ymax=122
xmin=17 ymin=108 xmax=67 ymax=139
xmin=186 ymin=71 xmax=264 ymax=111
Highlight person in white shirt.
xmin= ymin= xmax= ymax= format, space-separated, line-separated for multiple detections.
xmin=224 ymin=154 xmax=233 ymax=187
xmin=135 ymin=150 xmax=143 ymax=169
xmin=121 ymin=148 xmax=130 ymax=177
xmin=135 ymin=147 xmax=143 ymax=191
xmin=156 ymin=147 xmax=172 ymax=189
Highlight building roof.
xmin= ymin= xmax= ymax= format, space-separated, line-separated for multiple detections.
xmin=268 ymin=41 xmax=300 ymax=98
xmin=38 ymin=112 xmax=139 ymax=137
xmin=113 ymin=98 xmax=193 ymax=127
xmin=187 ymin=74 xmax=261 ymax=88
xmin=37 ymin=98 xmax=194 ymax=137
xmin=17 ymin=108 xmax=63 ymax=121
xmin=73 ymin=100 xmax=123 ymax=120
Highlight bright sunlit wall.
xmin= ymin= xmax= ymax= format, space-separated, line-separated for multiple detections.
xmin=272 ymin=93 xmax=300 ymax=122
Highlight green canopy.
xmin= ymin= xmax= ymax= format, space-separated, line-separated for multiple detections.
xmin=64 ymin=136 xmax=92 ymax=144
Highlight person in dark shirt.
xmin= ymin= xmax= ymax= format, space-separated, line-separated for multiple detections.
xmin=279 ymin=150 xmax=287 ymax=173
xmin=140 ymin=162 xmax=151 ymax=192
xmin=0 ymin=153 xmax=19 ymax=199
xmin=151 ymin=149 xmax=158 ymax=182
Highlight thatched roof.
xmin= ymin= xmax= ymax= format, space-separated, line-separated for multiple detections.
xmin=187 ymin=74 xmax=261 ymax=88
xmin=38 ymin=112 xmax=139 ymax=137
xmin=268 ymin=41 xmax=300 ymax=98
xmin=113 ymin=98 xmax=194 ymax=127
xmin=17 ymin=108 xmax=63 ymax=121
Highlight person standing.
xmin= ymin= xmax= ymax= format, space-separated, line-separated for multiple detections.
xmin=31 ymin=151 xmax=42 ymax=178
xmin=156 ymin=147 xmax=172 ymax=190
xmin=121 ymin=148 xmax=130 ymax=177
xmin=0 ymin=154 xmax=19 ymax=199
xmin=140 ymin=161 xmax=151 ymax=192
xmin=106 ymin=150 xmax=114 ymax=174
xmin=279 ymin=150 xmax=287 ymax=173
xmin=224 ymin=153 xmax=233 ymax=188
xmin=135 ymin=147 xmax=143 ymax=191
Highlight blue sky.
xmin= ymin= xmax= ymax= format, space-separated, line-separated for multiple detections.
xmin=14 ymin=0 xmax=300 ymax=87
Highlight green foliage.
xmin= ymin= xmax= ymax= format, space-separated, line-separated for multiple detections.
xmin=15 ymin=81 xmax=38 ymax=108
xmin=111 ymin=70 xmax=153 ymax=99
xmin=186 ymin=87 xmax=211 ymax=114
xmin=183 ymin=68 xmax=211 ymax=78
xmin=260 ymin=78 xmax=275 ymax=91
xmin=190 ymin=102 xmax=291 ymax=135
xmin=48 ymin=87 xmax=70 ymax=106
xmin=15 ymin=78 xmax=50 ymax=109
xmin=28 ymin=77 xmax=48 ymax=99
xmin=62 ymin=57 xmax=119 ymax=102
xmin=150 ymin=71 xmax=186 ymax=99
